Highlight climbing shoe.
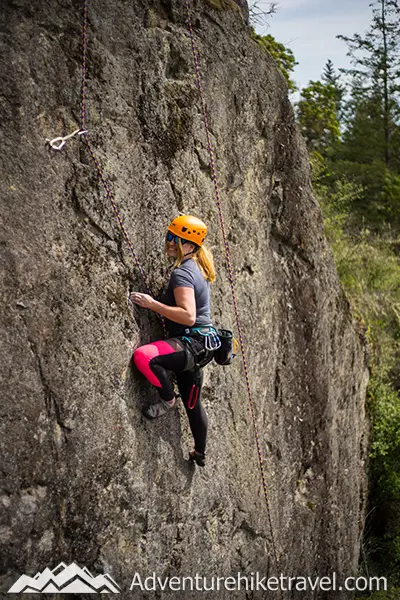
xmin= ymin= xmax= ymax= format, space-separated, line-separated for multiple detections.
xmin=189 ymin=450 xmax=206 ymax=467
xmin=142 ymin=398 xmax=176 ymax=420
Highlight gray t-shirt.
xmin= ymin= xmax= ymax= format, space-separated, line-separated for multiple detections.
xmin=162 ymin=258 xmax=212 ymax=336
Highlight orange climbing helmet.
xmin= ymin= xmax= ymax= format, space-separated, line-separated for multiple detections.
xmin=167 ymin=215 xmax=207 ymax=246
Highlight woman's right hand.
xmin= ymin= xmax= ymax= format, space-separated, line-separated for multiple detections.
xmin=130 ymin=292 xmax=155 ymax=310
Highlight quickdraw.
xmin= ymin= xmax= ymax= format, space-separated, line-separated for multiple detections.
xmin=184 ymin=325 xmax=222 ymax=351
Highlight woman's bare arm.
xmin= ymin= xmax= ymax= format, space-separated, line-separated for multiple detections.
xmin=130 ymin=287 xmax=196 ymax=326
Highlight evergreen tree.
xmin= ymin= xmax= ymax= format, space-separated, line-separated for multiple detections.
xmin=337 ymin=0 xmax=400 ymax=169
xmin=296 ymin=80 xmax=341 ymax=155
xmin=322 ymin=59 xmax=345 ymax=118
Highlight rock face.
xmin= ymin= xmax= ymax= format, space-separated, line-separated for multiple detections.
xmin=0 ymin=0 xmax=369 ymax=598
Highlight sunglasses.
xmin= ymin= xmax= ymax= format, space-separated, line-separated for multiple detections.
xmin=166 ymin=232 xmax=182 ymax=244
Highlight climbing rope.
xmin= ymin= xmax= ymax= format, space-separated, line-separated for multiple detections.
xmin=79 ymin=0 xmax=167 ymax=337
xmin=47 ymin=0 xmax=280 ymax=573
xmin=185 ymin=0 xmax=281 ymax=582
xmin=46 ymin=0 xmax=165 ymax=333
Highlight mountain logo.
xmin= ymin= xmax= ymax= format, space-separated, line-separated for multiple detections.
xmin=7 ymin=561 xmax=121 ymax=593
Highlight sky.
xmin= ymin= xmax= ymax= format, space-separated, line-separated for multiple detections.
xmin=249 ymin=0 xmax=374 ymax=96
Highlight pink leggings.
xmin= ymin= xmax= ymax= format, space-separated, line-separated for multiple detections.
xmin=133 ymin=337 xmax=208 ymax=454
xmin=133 ymin=338 xmax=186 ymax=400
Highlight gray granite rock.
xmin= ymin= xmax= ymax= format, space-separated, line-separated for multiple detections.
xmin=0 ymin=0 xmax=369 ymax=598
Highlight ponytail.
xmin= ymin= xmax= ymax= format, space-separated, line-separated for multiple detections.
xmin=193 ymin=244 xmax=216 ymax=283
xmin=168 ymin=240 xmax=216 ymax=283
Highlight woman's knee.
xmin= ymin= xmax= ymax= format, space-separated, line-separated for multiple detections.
xmin=133 ymin=340 xmax=176 ymax=387
xmin=133 ymin=344 xmax=160 ymax=386
xmin=133 ymin=346 xmax=147 ymax=374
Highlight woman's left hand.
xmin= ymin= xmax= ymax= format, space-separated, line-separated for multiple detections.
xmin=130 ymin=292 xmax=155 ymax=310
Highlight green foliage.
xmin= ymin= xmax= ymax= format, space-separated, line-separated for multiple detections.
xmin=315 ymin=162 xmax=400 ymax=379
xmin=250 ymin=28 xmax=297 ymax=92
xmin=337 ymin=0 xmax=400 ymax=93
xmin=339 ymin=88 xmax=400 ymax=172
xmin=341 ymin=94 xmax=386 ymax=163
xmin=313 ymin=154 xmax=400 ymax=588
xmin=311 ymin=151 xmax=362 ymax=239
xmin=326 ymin=158 xmax=400 ymax=228
xmin=322 ymin=59 xmax=345 ymax=118
xmin=297 ymin=81 xmax=341 ymax=155
xmin=366 ymin=528 xmax=400 ymax=589
xmin=337 ymin=0 xmax=400 ymax=169
xmin=295 ymin=1 xmax=400 ymax=585
xmin=368 ymin=376 xmax=400 ymax=498
xmin=320 ymin=0 xmax=400 ymax=237
xmin=298 ymin=5 xmax=400 ymax=228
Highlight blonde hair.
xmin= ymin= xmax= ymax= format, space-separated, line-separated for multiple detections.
xmin=166 ymin=239 xmax=216 ymax=283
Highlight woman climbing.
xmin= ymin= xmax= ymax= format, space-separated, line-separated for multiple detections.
xmin=130 ymin=215 xmax=220 ymax=468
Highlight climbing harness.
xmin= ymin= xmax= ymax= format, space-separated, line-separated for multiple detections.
xmin=46 ymin=0 xmax=280 ymax=581
xmin=177 ymin=327 xmax=218 ymax=410
xmin=46 ymin=128 xmax=87 ymax=151
xmin=184 ymin=0 xmax=282 ymax=584
xmin=179 ymin=331 xmax=215 ymax=371
xmin=184 ymin=325 xmax=221 ymax=351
